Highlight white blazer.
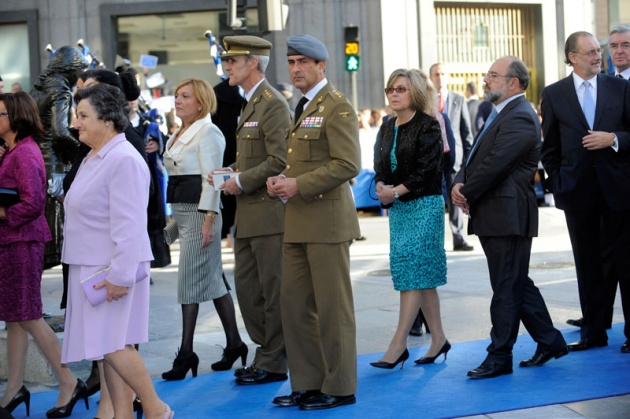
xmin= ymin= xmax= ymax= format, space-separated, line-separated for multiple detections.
xmin=164 ymin=114 xmax=226 ymax=213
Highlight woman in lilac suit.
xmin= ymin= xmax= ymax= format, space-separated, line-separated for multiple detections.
xmin=62 ymin=84 xmax=173 ymax=418
xmin=0 ymin=92 xmax=83 ymax=418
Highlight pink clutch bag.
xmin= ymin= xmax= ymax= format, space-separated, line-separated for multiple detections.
xmin=80 ymin=265 xmax=149 ymax=307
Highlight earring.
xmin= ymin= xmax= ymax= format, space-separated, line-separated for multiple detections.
xmin=198 ymin=108 xmax=202 ymax=111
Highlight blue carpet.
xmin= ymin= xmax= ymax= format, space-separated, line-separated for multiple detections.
xmin=12 ymin=324 xmax=630 ymax=419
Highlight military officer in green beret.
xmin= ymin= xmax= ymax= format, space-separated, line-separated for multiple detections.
xmin=210 ymin=35 xmax=290 ymax=385
xmin=267 ymin=34 xmax=361 ymax=411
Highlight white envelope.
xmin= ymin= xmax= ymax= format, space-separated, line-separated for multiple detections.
xmin=212 ymin=171 xmax=238 ymax=191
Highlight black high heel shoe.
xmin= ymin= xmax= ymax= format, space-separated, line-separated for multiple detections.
xmin=85 ymin=363 xmax=100 ymax=398
xmin=4 ymin=385 xmax=30 ymax=416
xmin=211 ymin=342 xmax=248 ymax=371
xmin=414 ymin=340 xmax=451 ymax=364
xmin=133 ymin=397 xmax=143 ymax=419
xmin=370 ymin=349 xmax=410 ymax=369
xmin=45 ymin=379 xmax=89 ymax=418
xmin=162 ymin=350 xmax=199 ymax=380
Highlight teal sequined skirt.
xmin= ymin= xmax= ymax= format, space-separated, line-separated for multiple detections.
xmin=389 ymin=194 xmax=447 ymax=291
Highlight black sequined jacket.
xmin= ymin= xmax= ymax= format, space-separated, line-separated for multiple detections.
xmin=374 ymin=111 xmax=443 ymax=206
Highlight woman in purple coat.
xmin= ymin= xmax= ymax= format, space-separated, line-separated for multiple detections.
xmin=0 ymin=91 xmax=84 ymax=417
xmin=62 ymin=83 xmax=173 ymax=418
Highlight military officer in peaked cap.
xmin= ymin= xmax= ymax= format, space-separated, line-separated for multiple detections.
xmin=209 ymin=35 xmax=291 ymax=385
xmin=267 ymin=34 xmax=361 ymax=411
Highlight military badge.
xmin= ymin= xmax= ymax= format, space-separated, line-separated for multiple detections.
xmin=300 ymin=117 xmax=324 ymax=128
xmin=243 ymin=121 xmax=258 ymax=127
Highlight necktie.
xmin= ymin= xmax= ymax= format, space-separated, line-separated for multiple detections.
xmin=294 ymin=96 xmax=308 ymax=122
xmin=582 ymin=80 xmax=595 ymax=130
xmin=617 ymin=74 xmax=625 ymax=79
xmin=241 ymin=99 xmax=248 ymax=112
xmin=438 ymin=93 xmax=445 ymax=113
xmin=466 ymin=108 xmax=497 ymax=165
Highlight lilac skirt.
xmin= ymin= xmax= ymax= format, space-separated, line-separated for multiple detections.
xmin=61 ymin=262 xmax=150 ymax=363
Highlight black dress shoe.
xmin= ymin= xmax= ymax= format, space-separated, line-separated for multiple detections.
xmin=299 ymin=393 xmax=356 ymax=411
xmin=234 ymin=364 xmax=256 ymax=378
xmin=519 ymin=346 xmax=569 ymax=367
xmin=467 ymin=362 xmax=512 ymax=379
xmin=235 ymin=368 xmax=288 ymax=385
xmin=273 ymin=391 xmax=320 ymax=407
xmin=621 ymin=340 xmax=630 ymax=353
xmin=566 ymin=317 xmax=584 ymax=327
xmin=567 ymin=338 xmax=607 ymax=351
xmin=453 ymin=244 xmax=474 ymax=251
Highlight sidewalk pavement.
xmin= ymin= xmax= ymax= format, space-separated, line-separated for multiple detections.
xmin=2 ymin=206 xmax=629 ymax=418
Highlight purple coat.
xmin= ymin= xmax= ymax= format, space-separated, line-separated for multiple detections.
xmin=0 ymin=137 xmax=52 ymax=244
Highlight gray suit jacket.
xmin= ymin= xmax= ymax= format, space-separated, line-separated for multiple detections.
xmin=447 ymin=91 xmax=473 ymax=172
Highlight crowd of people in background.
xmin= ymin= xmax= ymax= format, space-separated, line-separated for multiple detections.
xmin=0 ymin=23 xmax=630 ymax=417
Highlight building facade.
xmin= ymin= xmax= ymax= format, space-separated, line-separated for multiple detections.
xmin=0 ymin=0 xmax=627 ymax=110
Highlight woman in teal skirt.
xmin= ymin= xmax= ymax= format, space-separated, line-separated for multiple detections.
xmin=371 ymin=68 xmax=449 ymax=369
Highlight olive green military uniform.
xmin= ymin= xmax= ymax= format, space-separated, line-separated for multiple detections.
xmin=281 ymin=82 xmax=361 ymax=396
xmin=230 ymin=78 xmax=290 ymax=373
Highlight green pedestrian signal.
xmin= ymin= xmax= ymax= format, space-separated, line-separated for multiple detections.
xmin=344 ymin=41 xmax=360 ymax=72
xmin=346 ymin=55 xmax=360 ymax=71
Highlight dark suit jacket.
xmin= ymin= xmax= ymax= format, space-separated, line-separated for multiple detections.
xmin=541 ymin=73 xmax=630 ymax=212
xmin=454 ymin=95 xmax=540 ymax=238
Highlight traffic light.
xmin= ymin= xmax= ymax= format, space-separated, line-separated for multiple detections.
xmin=344 ymin=26 xmax=359 ymax=72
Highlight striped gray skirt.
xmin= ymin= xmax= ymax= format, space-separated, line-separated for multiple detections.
xmin=171 ymin=203 xmax=227 ymax=304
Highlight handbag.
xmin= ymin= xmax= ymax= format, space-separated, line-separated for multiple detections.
xmin=80 ymin=264 xmax=148 ymax=307
xmin=163 ymin=219 xmax=179 ymax=245
xmin=0 ymin=187 xmax=20 ymax=207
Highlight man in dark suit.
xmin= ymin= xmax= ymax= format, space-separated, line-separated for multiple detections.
xmin=267 ymin=34 xmax=360 ymax=410
xmin=430 ymin=63 xmax=474 ymax=251
xmin=452 ymin=56 xmax=567 ymax=379
xmin=565 ymin=25 xmax=630 ymax=331
xmin=541 ymin=31 xmax=630 ymax=353
xmin=213 ymin=35 xmax=290 ymax=385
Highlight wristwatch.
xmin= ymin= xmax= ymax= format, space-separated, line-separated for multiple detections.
xmin=393 ymin=188 xmax=400 ymax=199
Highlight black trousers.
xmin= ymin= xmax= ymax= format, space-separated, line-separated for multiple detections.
xmin=564 ymin=205 xmax=630 ymax=340
xmin=479 ymin=235 xmax=566 ymax=366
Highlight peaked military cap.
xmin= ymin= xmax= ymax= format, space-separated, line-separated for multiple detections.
xmin=221 ymin=35 xmax=272 ymax=58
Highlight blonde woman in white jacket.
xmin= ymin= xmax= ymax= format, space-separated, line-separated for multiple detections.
xmin=162 ymin=78 xmax=246 ymax=380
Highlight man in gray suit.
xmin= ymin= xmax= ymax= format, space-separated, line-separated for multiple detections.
xmin=211 ymin=35 xmax=290 ymax=384
xmin=430 ymin=63 xmax=474 ymax=251
xmin=452 ymin=56 xmax=567 ymax=379
xmin=466 ymin=82 xmax=482 ymax=136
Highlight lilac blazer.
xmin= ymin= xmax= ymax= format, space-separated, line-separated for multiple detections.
xmin=0 ymin=137 xmax=52 ymax=244
xmin=62 ymin=134 xmax=153 ymax=288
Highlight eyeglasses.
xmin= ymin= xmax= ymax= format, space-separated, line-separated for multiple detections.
xmin=610 ymin=43 xmax=630 ymax=52
xmin=483 ymin=72 xmax=515 ymax=81
xmin=384 ymin=87 xmax=409 ymax=94
xmin=0 ymin=112 xmax=8 ymax=117
xmin=571 ymin=48 xmax=603 ymax=58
